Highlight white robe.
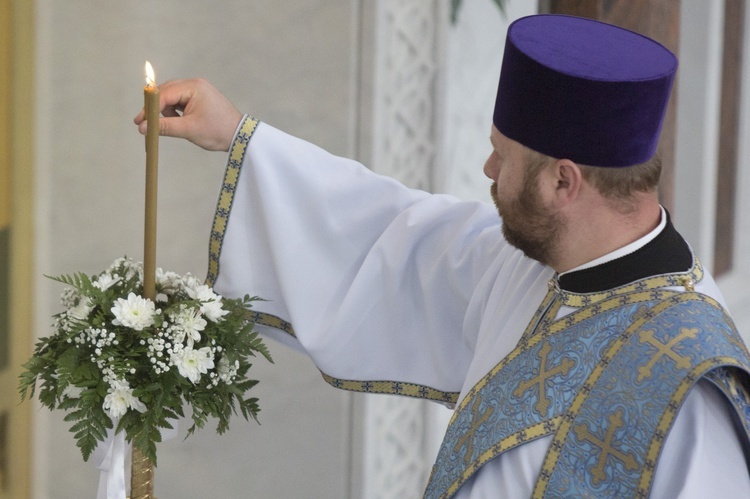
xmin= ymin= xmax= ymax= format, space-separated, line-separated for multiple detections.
xmin=212 ymin=119 xmax=750 ymax=498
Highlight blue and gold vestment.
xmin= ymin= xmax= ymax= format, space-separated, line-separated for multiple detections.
xmin=426 ymin=264 xmax=750 ymax=498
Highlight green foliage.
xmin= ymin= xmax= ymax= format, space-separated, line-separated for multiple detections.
xmin=19 ymin=257 xmax=272 ymax=465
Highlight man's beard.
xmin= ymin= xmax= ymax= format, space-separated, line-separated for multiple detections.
xmin=490 ymin=175 xmax=563 ymax=266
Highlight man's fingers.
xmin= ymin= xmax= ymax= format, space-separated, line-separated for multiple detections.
xmin=134 ymin=102 xmax=182 ymax=128
xmin=133 ymin=80 xmax=188 ymax=124
xmin=157 ymin=79 xmax=196 ymax=113
xmin=162 ymin=106 xmax=182 ymax=118
xmin=158 ymin=116 xmax=191 ymax=140
xmin=137 ymin=116 xmax=187 ymax=140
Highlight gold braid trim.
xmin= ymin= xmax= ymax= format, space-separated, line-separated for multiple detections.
xmin=557 ymin=259 xmax=703 ymax=308
xmin=320 ymin=373 xmax=459 ymax=404
xmin=206 ymin=116 xmax=259 ymax=287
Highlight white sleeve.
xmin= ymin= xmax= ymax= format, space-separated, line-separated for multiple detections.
xmin=651 ymin=379 xmax=750 ymax=498
xmin=209 ymin=118 xmax=507 ymax=400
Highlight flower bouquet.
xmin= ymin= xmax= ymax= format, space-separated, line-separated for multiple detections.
xmin=18 ymin=256 xmax=272 ymax=473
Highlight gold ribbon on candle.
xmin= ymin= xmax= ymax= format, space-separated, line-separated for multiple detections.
xmin=130 ymin=446 xmax=155 ymax=499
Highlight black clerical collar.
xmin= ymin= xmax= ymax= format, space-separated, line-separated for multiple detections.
xmin=557 ymin=212 xmax=693 ymax=294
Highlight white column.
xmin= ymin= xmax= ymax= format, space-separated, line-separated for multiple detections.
xmin=363 ymin=1 xmax=445 ymax=497
xmin=674 ymin=0 xmax=726 ymax=271
xmin=717 ymin=2 xmax=750 ymax=343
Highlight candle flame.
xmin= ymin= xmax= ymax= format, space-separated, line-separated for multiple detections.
xmin=144 ymin=61 xmax=156 ymax=88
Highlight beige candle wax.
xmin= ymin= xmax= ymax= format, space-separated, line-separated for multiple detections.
xmin=143 ymin=61 xmax=159 ymax=303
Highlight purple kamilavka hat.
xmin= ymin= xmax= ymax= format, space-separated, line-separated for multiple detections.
xmin=493 ymin=15 xmax=677 ymax=167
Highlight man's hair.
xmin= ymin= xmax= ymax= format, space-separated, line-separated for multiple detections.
xmin=524 ymin=147 xmax=662 ymax=212
xmin=578 ymin=156 xmax=662 ymax=199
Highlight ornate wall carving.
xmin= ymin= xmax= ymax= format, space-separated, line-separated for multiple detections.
xmin=365 ymin=1 xmax=443 ymax=497
xmin=371 ymin=0 xmax=442 ymax=191
xmin=364 ymin=395 xmax=431 ymax=498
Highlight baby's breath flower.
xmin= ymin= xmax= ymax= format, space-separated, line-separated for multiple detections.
xmin=60 ymin=287 xmax=79 ymax=308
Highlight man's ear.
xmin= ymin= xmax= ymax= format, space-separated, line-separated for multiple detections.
xmin=550 ymin=159 xmax=583 ymax=207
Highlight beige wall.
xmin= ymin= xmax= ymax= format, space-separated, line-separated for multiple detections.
xmin=34 ymin=1 xmax=362 ymax=497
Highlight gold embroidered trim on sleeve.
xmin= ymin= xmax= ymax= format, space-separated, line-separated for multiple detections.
xmin=206 ymin=115 xmax=260 ymax=287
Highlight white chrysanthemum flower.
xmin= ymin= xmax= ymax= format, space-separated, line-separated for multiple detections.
xmin=111 ymin=293 xmax=156 ymax=331
xmin=102 ymin=380 xmax=147 ymax=419
xmin=186 ymin=283 xmax=216 ymax=302
xmin=68 ymin=299 xmax=94 ymax=321
xmin=156 ymin=268 xmax=181 ymax=294
xmin=186 ymin=284 xmax=229 ymax=322
xmin=93 ymin=273 xmax=120 ymax=291
xmin=171 ymin=346 xmax=214 ymax=383
xmin=201 ymin=300 xmax=229 ymax=322
xmin=180 ymin=274 xmax=203 ymax=294
xmin=62 ymin=384 xmax=84 ymax=399
xmin=172 ymin=305 xmax=207 ymax=346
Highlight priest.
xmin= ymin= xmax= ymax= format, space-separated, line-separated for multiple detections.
xmin=136 ymin=14 xmax=750 ymax=498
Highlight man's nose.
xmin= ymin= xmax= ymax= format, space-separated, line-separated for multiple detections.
xmin=484 ymin=153 xmax=499 ymax=180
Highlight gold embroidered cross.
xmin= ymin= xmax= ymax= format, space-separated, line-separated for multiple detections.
xmin=573 ymin=409 xmax=639 ymax=485
xmin=512 ymin=342 xmax=576 ymax=414
xmin=453 ymin=396 xmax=493 ymax=466
xmin=637 ymin=327 xmax=698 ymax=381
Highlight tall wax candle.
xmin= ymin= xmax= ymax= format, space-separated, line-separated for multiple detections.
xmin=133 ymin=60 xmax=159 ymax=499
xmin=143 ymin=61 xmax=159 ymax=302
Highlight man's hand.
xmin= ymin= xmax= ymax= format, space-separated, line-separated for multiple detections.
xmin=133 ymin=78 xmax=243 ymax=152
